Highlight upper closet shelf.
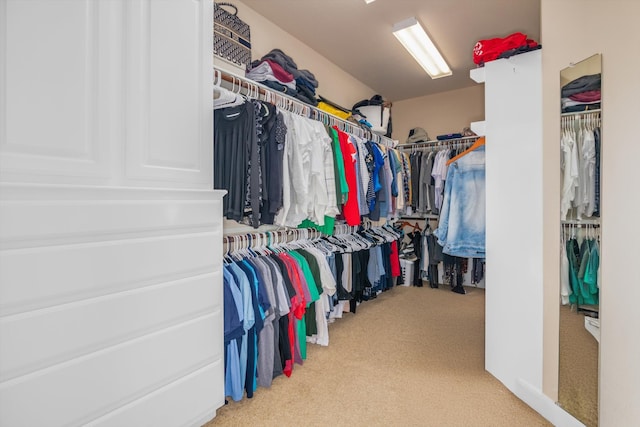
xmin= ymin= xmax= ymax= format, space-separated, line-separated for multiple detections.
xmin=469 ymin=69 xmax=485 ymax=135
xmin=397 ymin=135 xmax=480 ymax=150
xmin=470 ymin=121 xmax=486 ymax=136
xmin=213 ymin=66 xmax=396 ymax=148
xmin=470 ymin=67 xmax=485 ymax=84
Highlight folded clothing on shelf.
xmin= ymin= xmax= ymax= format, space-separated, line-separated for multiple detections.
xmin=473 ymin=32 xmax=540 ymax=66
xmin=561 ymin=74 xmax=601 ymax=112
xmin=246 ymin=48 xmax=319 ymax=107
xmin=436 ymin=133 xmax=463 ymax=141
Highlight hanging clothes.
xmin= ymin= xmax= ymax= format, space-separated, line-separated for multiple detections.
xmin=334 ymin=127 xmax=360 ymax=225
xmin=560 ymin=113 xmax=600 ymax=220
xmin=214 ymin=101 xmax=255 ymax=223
xmin=221 ymin=225 xmax=403 ymax=402
xmin=443 ymin=254 xmax=466 ymax=294
xmin=566 ymin=232 xmax=600 ymax=307
xmin=434 ymin=145 xmax=486 ymax=258
xmin=406 ymin=230 xmax=423 ymax=286
xmin=423 ymin=228 xmax=444 ymax=288
xmin=560 ymin=126 xmax=579 ymax=220
xmin=213 ymin=87 xmax=409 ymax=229
xmin=260 ymin=105 xmax=287 ymax=225
xmin=471 ymin=258 xmax=485 ymax=285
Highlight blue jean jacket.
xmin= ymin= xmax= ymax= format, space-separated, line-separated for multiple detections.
xmin=433 ymin=146 xmax=485 ymax=258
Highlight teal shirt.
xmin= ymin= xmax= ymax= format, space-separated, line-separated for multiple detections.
xmin=567 ymin=238 xmax=598 ymax=306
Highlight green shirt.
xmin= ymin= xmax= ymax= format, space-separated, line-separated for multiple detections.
xmin=328 ymin=126 xmax=349 ymax=205
xmin=289 ymin=251 xmax=320 ymax=360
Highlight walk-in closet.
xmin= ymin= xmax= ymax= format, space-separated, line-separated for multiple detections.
xmin=1 ymin=1 xmax=638 ymax=427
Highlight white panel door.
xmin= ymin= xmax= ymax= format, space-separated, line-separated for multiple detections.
xmin=124 ymin=0 xmax=213 ymax=189
xmin=0 ymin=0 xmax=224 ymax=425
xmin=0 ymin=0 xmax=114 ymax=185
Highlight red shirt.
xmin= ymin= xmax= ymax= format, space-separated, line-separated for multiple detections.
xmin=278 ymin=253 xmax=307 ymax=377
xmin=334 ymin=127 xmax=361 ymax=225
xmin=390 ymin=240 xmax=401 ymax=277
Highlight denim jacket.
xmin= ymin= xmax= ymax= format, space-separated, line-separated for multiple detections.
xmin=433 ymin=146 xmax=485 ymax=258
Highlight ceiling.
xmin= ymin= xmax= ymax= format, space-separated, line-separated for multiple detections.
xmin=241 ymin=0 xmax=541 ymax=102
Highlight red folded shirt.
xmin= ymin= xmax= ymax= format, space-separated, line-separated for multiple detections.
xmin=568 ymin=90 xmax=601 ymax=103
xmin=473 ymin=32 xmax=539 ymax=65
xmin=264 ymin=59 xmax=294 ymax=83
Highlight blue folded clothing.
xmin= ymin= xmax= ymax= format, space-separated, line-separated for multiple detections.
xmin=436 ymin=133 xmax=463 ymax=141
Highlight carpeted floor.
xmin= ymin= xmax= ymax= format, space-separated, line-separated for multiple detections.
xmin=558 ymin=305 xmax=599 ymax=427
xmin=205 ymin=285 xmax=551 ymax=427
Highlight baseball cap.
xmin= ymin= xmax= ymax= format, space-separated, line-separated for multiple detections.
xmin=406 ymin=127 xmax=430 ymax=144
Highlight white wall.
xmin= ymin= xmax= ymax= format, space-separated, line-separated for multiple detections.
xmin=541 ymin=1 xmax=640 ymax=425
xmin=0 ymin=1 xmax=225 ymax=425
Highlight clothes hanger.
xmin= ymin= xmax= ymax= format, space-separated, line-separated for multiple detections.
xmin=273 ymin=230 xmax=284 ymax=253
xmin=395 ymin=221 xmax=421 ymax=233
xmin=446 ymin=136 xmax=485 ymax=166
xmin=223 ymin=236 xmax=233 ymax=264
xmin=261 ymin=232 xmax=273 ymax=255
xmin=236 ymin=234 xmax=247 ymax=259
xmin=230 ymin=235 xmax=243 ymax=262
xmin=271 ymin=230 xmax=282 ymax=254
xmin=214 ymin=74 xmax=247 ymax=110
xmin=237 ymin=234 xmax=248 ymax=258
xmin=249 ymin=234 xmax=261 ymax=257
xmin=246 ymin=234 xmax=257 ymax=257
xmin=268 ymin=230 xmax=279 ymax=254
xmin=213 ymin=85 xmax=239 ymax=109
xmin=252 ymin=233 xmax=265 ymax=256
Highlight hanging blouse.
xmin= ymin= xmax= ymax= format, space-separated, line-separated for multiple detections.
xmin=560 ymin=235 xmax=572 ymax=305
xmin=560 ymin=130 xmax=579 ymax=220
xmin=214 ymin=102 xmax=255 ymax=222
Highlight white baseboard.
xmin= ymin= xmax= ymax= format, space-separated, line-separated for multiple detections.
xmin=514 ymin=378 xmax=586 ymax=427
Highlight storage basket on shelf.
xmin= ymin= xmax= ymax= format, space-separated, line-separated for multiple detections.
xmin=214 ymin=2 xmax=252 ymax=69
xmin=352 ymin=95 xmax=392 ymax=137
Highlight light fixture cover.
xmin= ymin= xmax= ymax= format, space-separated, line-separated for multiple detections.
xmin=364 ymin=0 xmax=376 ymax=4
xmin=392 ymin=17 xmax=452 ymax=79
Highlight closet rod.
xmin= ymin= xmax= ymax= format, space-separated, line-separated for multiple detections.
xmin=399 ymin=214 xmax=439 ymax=220
xmin=396 ymin=135 xmax=479 ymax=150
xmin=561 ymin=219 xmax=600 ymax=227
xmin=213 ymin=66 xmax=396 ymax=148
xmin=223 ymin=227 xmax=322 ymax=251
xmin=560 ymin=109 xmax=601 ymax=117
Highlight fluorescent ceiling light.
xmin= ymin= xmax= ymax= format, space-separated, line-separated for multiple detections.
xmin=364 ymin=0 xmax=376 ymax=4
xmin=392 ymin=17 xmax=452 ymax=79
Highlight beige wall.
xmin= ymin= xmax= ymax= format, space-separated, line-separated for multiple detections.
xmin=215 ymin=1 xmax=376 ymax=110
xmin=392 ymin=85 xmax=485 ymax=143
xmin=216 ymin=1 xmax=485 ymax=144
xmin=541 ymin=1 xmax=640 ymax=425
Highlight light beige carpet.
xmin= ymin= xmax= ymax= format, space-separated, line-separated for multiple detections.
xmin=558 ymin=305 xmax=599 ymax=427
xmin=205 ymin=285 xmax=550 ymax=427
